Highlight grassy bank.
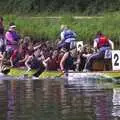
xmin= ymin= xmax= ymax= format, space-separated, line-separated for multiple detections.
xmin=3 ymin=13 xmax=120 ymax=48
xmin=8 ymin=68 xmax=120 ymax=80
xmin=9 ymin=68 xmax=62 ymax=79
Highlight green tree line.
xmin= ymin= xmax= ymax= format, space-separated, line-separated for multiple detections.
xmin=0 ymin=0 xmax=120 ymax=14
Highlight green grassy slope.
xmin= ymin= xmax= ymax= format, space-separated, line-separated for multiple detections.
xmin=3 ymin=13 xmax=120 ymax=47
xmin=8 ymin=68 xmax=63 ymax=79
xmin=9 ymin=68 xmax=120 ymax=79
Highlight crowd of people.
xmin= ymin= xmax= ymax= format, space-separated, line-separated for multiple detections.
xmin=0 ymin=16 xmax=114 ymax=79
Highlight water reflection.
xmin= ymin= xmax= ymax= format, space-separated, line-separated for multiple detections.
xmin=0 ymin=78 xmax=119 ymax=120
xmin=112 ymin=88 xmax=120 ymax=118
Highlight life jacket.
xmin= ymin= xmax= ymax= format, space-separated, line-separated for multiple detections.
xmin=64 ymin=30 xmax=76 ymax=41
xmin=6 ymin=31 xmax=20 ymax=45
xmin=11 ymin=31 xmax=20 ymax=41
xmin=97 ymin=35 xmax=110 ymax=48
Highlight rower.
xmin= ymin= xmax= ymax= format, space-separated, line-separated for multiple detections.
xmin=83 ymin=31 xmax=114 ymax=72
xmin=5 ymin=23 xmax=20 ymax=58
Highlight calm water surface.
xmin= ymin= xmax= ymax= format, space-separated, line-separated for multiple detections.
xmin=0 ymin=77 xmax=120 ymax=120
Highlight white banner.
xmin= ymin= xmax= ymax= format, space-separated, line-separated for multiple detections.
xmin=112 ymin=50 xmax=120 ymax=70
xmin=76 ymin=41 xmax=83 ymax=52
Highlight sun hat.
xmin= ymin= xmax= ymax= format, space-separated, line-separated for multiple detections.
xmin=10 ymin=25 xmax=16 ymax=28
xmin=9 ymin=25 xmax=16 ymax=31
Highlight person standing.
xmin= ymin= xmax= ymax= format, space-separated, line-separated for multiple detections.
xmin=5 ymin=23 xmax=20 ymax=58
xmin=58 ymin=25 xmax=77 ymax=50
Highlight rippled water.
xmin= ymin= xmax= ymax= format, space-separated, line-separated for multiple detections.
xmin=0 ymin=77 xmax=120 ymax=120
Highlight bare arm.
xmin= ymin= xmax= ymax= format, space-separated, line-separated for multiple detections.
xmin=109 ymin=40 xmax=114 ymax=49
xmin=60 ymin=31 xmax=64 ymax=41
xmin=33 ymin=44 xmax=41 ymax=50
xmin=44 ymin=57 xmax=50 ymax=63
xmin=93 ymin=39 xmax=98 ymax=49
xmin=42 ymin=57 xmax=50 ymax=68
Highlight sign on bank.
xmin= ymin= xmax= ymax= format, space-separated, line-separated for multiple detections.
xmin=112 ymin=50 xmax=120 ymax=70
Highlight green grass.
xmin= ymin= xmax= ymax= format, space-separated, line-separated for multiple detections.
xmin=104 ymin=72 xmax=120 ymax=78
xmin=2 ymin=13 xmax=120 ymax=48
xmin=9 ymin=68 xmax=120 ymax=79
xmin=8 ymin=68 xmax=62 ymax=79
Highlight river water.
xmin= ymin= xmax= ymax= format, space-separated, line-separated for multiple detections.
xmin=0 ymin=77 xmax=120 ymax=120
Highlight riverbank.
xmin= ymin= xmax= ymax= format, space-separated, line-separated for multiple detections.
xmin=3 ymin=13 xmax=120 ymax=48
xmin=8 ymin=68 xmax=62 ymax=79
xmin=8 ymin=68 xmax=120 ymax=80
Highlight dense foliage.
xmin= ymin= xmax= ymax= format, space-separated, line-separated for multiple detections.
xmin=1 ymin=0 xmax=120 ymax=48
xmin=9 ymin=68 xmax=62 ymax=78
xmin=0 ymin=0 xmax=120 ymax=14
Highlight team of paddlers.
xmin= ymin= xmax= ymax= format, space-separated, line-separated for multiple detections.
xmin=0 ymin=16 xmax=114 ymax=78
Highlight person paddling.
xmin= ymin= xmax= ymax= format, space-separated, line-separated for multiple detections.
xmin=83 ymin=32 xmax=114 ymax=72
